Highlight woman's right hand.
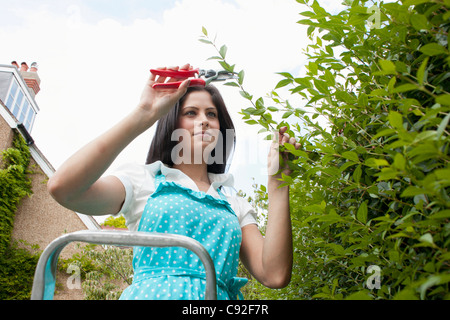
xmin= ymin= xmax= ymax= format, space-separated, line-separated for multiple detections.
xmin=138 ymin=63 xmax=192 ymax=120
xmin=48 ymin=64 xmax=193 ymax=216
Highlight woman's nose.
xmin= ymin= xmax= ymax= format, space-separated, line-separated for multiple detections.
xmin=197 ymin=114 xmax=209 ymax=128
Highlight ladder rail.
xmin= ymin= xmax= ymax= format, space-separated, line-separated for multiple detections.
xmin=30 ymin=230 xmax=217 ymax=300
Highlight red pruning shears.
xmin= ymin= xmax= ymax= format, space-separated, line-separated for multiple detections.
xmin=150 ymin=68 xmax=238 ymax=89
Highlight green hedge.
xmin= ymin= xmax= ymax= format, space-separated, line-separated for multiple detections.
xmin=0 ymin=133 xmax=39 ymax=300
xmin=202 ymin=0 xmax=449 ymax=300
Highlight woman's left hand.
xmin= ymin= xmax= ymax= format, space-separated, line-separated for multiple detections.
xmin=241 ymin=126 xmax=297 ymax=288
xmin=267 ymin=126 xmax=301 ymax=179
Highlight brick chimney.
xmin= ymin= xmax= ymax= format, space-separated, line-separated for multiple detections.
xmin=17 ymin=61 xmax=41 ymax=98
xmin=20 ymin=62 xmax=29 ymax=72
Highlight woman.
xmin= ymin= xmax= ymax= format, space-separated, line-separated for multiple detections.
xmin=48 ymin=64 xmax=299 ymax=300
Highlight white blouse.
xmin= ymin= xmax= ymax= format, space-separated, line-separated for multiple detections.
xmin=111 ymin=161 xmax=258 ymax=232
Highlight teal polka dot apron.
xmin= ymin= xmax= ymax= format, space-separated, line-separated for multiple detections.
xmin=119 ymin=172 xmax=248 ymax=300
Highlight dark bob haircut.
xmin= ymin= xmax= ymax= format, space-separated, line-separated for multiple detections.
xmin=146 ymin=85 xmax=235 ymax=174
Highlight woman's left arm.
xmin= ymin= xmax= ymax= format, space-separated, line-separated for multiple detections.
xmin=239 ymin=127 xmax=300 ymax=288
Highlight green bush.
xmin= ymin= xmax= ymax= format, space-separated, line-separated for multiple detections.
xmin=202 ymin=0 xmax=450 ymax=300
xmin=0 ymin=133 xmax=39 ymax=300
xmin=0 ymin=134 xmax=32 ymax=254
xmin=60 ymin=244 xmax=133 ymax=300
xmin=0 ymin=241 xmax=40 ymax=300
xmin=102 ymin=215 xmax=127 ymax=229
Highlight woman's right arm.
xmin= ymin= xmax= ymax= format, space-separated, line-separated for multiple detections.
xmin=47 ymin=66 xmax=191 ymax=216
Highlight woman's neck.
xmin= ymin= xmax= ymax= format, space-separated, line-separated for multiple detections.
xmin=173 ymin=163 xmax=211 ymax=192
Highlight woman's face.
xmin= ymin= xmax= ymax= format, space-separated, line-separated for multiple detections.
xmin=175 ymin=90 xmax=221 ymax=158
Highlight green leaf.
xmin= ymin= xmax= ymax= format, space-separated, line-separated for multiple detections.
xmin=308 ymin=62 xmax=318 ymax=75
xmin=388 ymin=76 xmax=397 ymax=93
xmin=282 ymin=111 xmax=293 ymax=119
xmin=327 ymin=243 xmax=345 ymax=255
xmin=335 ymin=91 xmax=356 ymax=104
xmin=419 ymin=274 xmax=450 ymax=300
xmin=365 ymin=158 xmax=390 ymax=168
xmin=419 ymin=43 xmax=446 ymax=56
xmin=324 ymin=69 xmax=335 ymax=86
xmin=357 ymin=201 xmax=368 ymax=224
xmin=277 ymin=72 xmax=293 ymax=79
xmin=223 ymin=81 xmax=239 ymax=87
xmin=317 ymin=212 xmax=344 ymax=224
xmin=401 ymin=186 xmax=424 ymax=197
xmin=255 ymin=97 xmax=264 ymax=109
xmin=379 ymin=59 xmax=397 ymax=75
xmin=369 ymin=88 xmax=389 ymax=96
xmin=202 ymin=26 xmax=208 ymax=36
xmin=419 ymin=233 xmax=434 ymax=245
xmin=416 ymin=57 xmax=429 ymax=86
xmin=303 ymin=204 xmax=325 ymax=214
xmin=393 ymin=289 xmax=419 ymax=300
xmin=387 ymin=232 xmax=413 ymax=240
xmin=297 ymin=18 xmax=315 ymax=26
xmin=376 ymin=167 xmax=399 ymax=181
xmin=393 ymin=84 xmax=418 ymax=93
xmin=207 ymin=56 xmax=224 ymax=61
xmin=403 ymin=0 xmax=431 ymax=6
xmin=342 ymin=151 xmax=359 ymax=162
xmin=393 ymin=153 xmax=406 ymax=171
xmin=238 ymin=70 xmax=245 ymax=86
xmin=219 ymin=45 xmax=228 ymax=59
xmin=281 ymin=172 xmax=294 ymax=184
xmin=429 ymin=210 xmax=450 ymax=219
xmin=311 ymin=0 xmax=328 ymax=16
xmin=353 ymin=165 xmax=362 ymax=183
xmin=436 ymin=94 xmax=450 ymax=105
xmin=239 ymin=90 xmax=253 ymax=100
xmin=388 ymin=111 xmax=403 ymax=130
xmin=444 ymin=10 xmax=450 ymax=21
xmin=198 ymin=39 xmax=212 ymax=45
xmin=373 ymin=129 xmax=396 ymax=139
xmin=437 ymin=112 xmax=450 ymax=139
xmin=276 ymin=79 xmax=292 ymax=89
xmin=410 ymin=14 xmax=430 ymax=31
xmin=299 ymin=11 xmax=316 ymax=18
xmin=313 ymin=79 xmax=330 ymax=94
xmin=358 ymin=93 xmax=368 ymax=107
xmin=294 ymin=77 xmax=312 ymax=88
xmin=218 ymin=60 xmax=232 ymax=72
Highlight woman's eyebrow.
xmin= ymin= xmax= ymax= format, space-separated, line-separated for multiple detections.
xmin=182 ymin=106 xmax=217 ymax=111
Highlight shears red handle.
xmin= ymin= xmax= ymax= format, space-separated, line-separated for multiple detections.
xmin=152 ymin=79 xmax=206 ymax=89
xmin=150 ymin=68 xmax=199 ymax=79
xmin=150 ymin=67 xmax=238 ymax=89
xmin=151 ymin=68 xmax=205 ymax=89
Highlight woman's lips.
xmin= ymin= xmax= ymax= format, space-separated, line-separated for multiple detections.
xmin=194 ymin=131 xmax=210 ymax=136
xmin=193 ymin=131 xmax=213 ymax=141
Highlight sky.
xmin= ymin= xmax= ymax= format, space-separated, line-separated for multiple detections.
xmin=0 ymin=0 xmax=347 ymax=221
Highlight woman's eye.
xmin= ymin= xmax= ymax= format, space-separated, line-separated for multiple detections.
xmin=183 ymin=110 xmax=217 ymax=117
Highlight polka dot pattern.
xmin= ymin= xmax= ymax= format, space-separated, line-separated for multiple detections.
xmin=119 ymin=173 xmax=247 ymax=300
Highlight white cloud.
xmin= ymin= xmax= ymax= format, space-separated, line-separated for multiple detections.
xmin=0 ymin=0 xmax=309 ymax=196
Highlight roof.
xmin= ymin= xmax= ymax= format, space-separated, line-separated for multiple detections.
xmin=0 ymin=70 xmax=101 ymax=231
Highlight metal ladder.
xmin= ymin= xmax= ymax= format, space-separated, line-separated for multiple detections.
xmin=30 ymin=230 xmax=217 ymax=300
